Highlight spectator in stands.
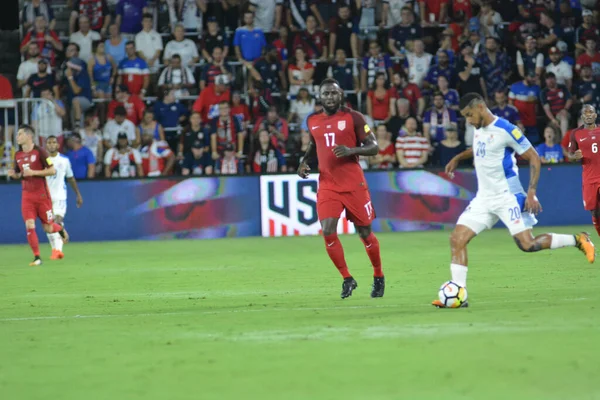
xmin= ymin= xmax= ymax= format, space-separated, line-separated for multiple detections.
xmin=287 ymin=0 xmax=325 ymax=31
xmin=70 ymin=0 xmax=110 ymax=36
xmin=32 ymin=87 xmax=66 ymax=148
xmin=105 ymin=23 xmax=127 ymax=65
xmin=216 ymin=143 xmax=242 ymax=175
xmin=117 ymin=41 xmax=149 ymax=96
xmin=288 ymin=47 xmax=315 ymax=96
xmin=388 ymin=7 xmax=422 ymax=58
xmin=137 ymin=108 xmax=165 ymax=141
xmin=67 ymin=132 xmax=96 ymax=179
xmin=169 ymin=0 xmax=206 ymax=34
xmin=468 ymin=27 xmax=482 ymax=56
xmin=88 ymin=42 xmax=116 ymax=123
xmin=163 ymin=24 xmax=200 ymax=69
xmin=115 ymin=0 xmax=147 ymax=37
xmin=326 ymin=48 xmax=358 ymax=95
xmin=272 ymin=25 xmax=290 ymax=66
xmin=556 ymin=40 xmax=575 ymax=66
xmin=383 ymin=0 xmax=411 ymax=28
xmin=419 ymin=0 xmax=448 ymax=25
xmin=329 ymin=4 xmax=359 ymax=60
xmin=435 ymin=124 xmax=464 ymax=166
xmin=356 ymin=0 xmax=378 ymax=48
xmin=154 ymin=89 xmax=188 ymax=151
xmin=478 ymin=1 xmax=502 ymax=39
xmin=546 ymin=46 xmax=573 ymax=91
xmin=248 ymin=80 xmax=273 ymax=119
xmin=386 ymin=98 xmax=412 ymax=140
xmin=536 ymin=125 xmax=564 ymax=163
xmin=81 ymin=111 xmax=104 ymax=171
xmin=517 ymin=36 xmax=544 ymax=79
xmin=491 ymin=90 xmax=523 ymax=129
xmin=103 ymin=105 xmax=139 ymax=147
xmin=574 ymin=65 xmax=595 ymax=104
xmin=70 ymin=16 xmax=102 ymax=63
xmin=63 ymin=43 xmax=93 ymax=129
xmin=575 ymin=9 xmax=599 ymax=56
xmin=254 ymin=105 xmax=289 ymax=153
xmin=139 ymin=130 xmax=175 ymax=177
xmin=249 ymin=0 xmax=283 ymax=33
xmin=154 ymin=0 xmax=171 ymax=34
xmin=538 ymin=9 xmax=561 ymax=50
xmin=20 ymin=15 xmax=63 ymax=67
xmin=361 ymin=41 xmax=394 ymax=94
xmin=456 ymin=41 xmax=483 ymax=97
xmin=178 ymin=111 xmax=207 ymax=159
xmin=369 ymin=125 xmax=396 ymax=169
xmin=135 ymin=13 xmax=163 ymax=78
xmin=289 ymin=87 xmax=315 ymax=124
xmin=104 ymin=132 xmax=143 ymax=177
xmin=22 ymin=0 xmax=56 ymax=32
xmin=201 ymin=17 xmax=230 ymax=62
xmin=395 ymin=117 xmax=429 ymax=168
xmin=192 ymin=75 xmax=231 ymax=123
xmin=444 ymin=10 xmax=467 ymax=54
xmin=437 ymin=75 xmax=459 ymax=110
xmin=293 ymin=15 xmax=327 ymax=62
xmin=404 ymin=39 xmax=433 ymax=88
xmin=509 ymin=70 xmax=542 ymax=143
xmin=231 ymin=92 xmax=251 ymax=130
xmin=108 ymin=84 xmax=145 ymax=125
xmin=251 ymin=129 xmax=286 ymax=173
xmin=367 ymin=73 xmax=395 ymax=124
xmin=209 ymin=101 xmax=244 ymax=159
xmin=392 ymin=71 xmax=425 ymax=120
xmin=541 ymin=72 xmax=572 ymax=138
xmin=158 ymin=54 xmax=195 ymax=99
xmin=425 ymin=49 xmax=456 ymax=90
xmin=17 ymin=43 xmax=51 ymax=94
xmin=478 ymin=36 xmax=510 ymax=103
xmin=576 ymin=38 xmax=600 ymax=78
xmin=249 ymin=45 xmax=287 ymax=94
xmin=423 ymin=92 xmax=457 ymax=143
xmin=234 ymin=11 xmax=267 ymax=64
xmin=199 ymin=47 xmax=232 ymax=91
xmin=25 ymin=58 xmax=59 ymax=99
xmin=0 ymin=75 xmax=15 ymax=161
xmin=181 ymin=139 xmax=213 ymax=176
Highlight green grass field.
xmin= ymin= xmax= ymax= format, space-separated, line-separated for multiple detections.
xmin=1 ymin=227 xmax=600 ymax=400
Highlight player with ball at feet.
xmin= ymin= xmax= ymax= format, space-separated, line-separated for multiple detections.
xmin=297 ymin=78 xmax=384 ymax=299
xmin=434 ymin=93 xmax=595 ymax=308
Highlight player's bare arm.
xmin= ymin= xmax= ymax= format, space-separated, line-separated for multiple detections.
xmin=332 ymin=132 xmax=379 ymax=158
xmin=7 ymin=169 xmax=22 ymax=179
xmin=445 ymin=148 xmax=474 ymax=178
xmin=67 ymin=177 xmax=84 ymax=208
xmin=22 ymin=164 xmax=56 ymax=178
xmin=519 ymin=147 xmax=543 ymax=215
xmin=297 ymin=140 xmax=315 ymax=179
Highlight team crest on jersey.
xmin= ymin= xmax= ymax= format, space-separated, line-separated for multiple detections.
xmin=338 ymin=121 xmax=346 ymax=130
xmin=31 ymin=155 xmax=36 ymax=162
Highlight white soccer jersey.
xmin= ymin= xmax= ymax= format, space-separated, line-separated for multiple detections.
xmin=472 ymin=117 xmax=532 ymax=198
xmin=46 ymin=154 xmax=74 ymax=202
xmin=406 ymin=52 xmax=432 ymax=88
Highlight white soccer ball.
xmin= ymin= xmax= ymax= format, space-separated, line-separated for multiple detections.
xmin=438 ymin=281 xmax=468 ymax=308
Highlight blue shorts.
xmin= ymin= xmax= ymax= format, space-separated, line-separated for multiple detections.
xmin=95 ymin=81 xmax=112 ymax=94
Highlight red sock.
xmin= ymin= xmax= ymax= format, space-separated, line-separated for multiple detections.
xmin=50 ymin=223 xmax=63 ymax=233
xmin=324 ymin=234 xmax=351 ymax=278
xmin=361 ymin=233 xmax=383 ymax=277
xmin=593 ymin=215 xmax=600 ymax=237
xmin=27 ymin=228 xmax=40 ymax=257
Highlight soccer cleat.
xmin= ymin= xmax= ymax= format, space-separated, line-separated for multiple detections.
xmin=575 ymin=232 xmax=595 ymax=263
xmin=371 ymin=276 xmax=385 ymax=298
xmin=432 ymin=299 xmax=469 ymax=308
xmin=29 ymin=256 xmax=42 ymax=266
xmin=58 ymin=227 xmax=70 ymax=244
xmin=50 ymin=249 xmax=64 ymax=260
xmin=341 ymin=277 xmax=358 ymax=299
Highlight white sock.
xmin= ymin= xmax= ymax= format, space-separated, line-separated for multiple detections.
xmin=54 ymin=232 xmax=64 ymax=252
xmin=550 ymin=234 xmax=576 ymax=249
xmin=46 ymin=233 xmax=56 ymax=250
xmin=450 ymin=263 xmax=468 ymax=287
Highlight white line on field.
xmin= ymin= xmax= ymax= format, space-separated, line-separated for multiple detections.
xmin=0 ymin=297 xmax=589 ymax=322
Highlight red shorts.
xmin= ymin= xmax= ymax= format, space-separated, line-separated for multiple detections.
xmin=22 ymin=196 xmax=54 ymax=224
xmin=317 ymin=189 xmax=375 ymax=226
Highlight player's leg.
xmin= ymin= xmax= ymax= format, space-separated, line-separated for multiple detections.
xmin=22 ymin=199 xmax=42 ymax=265
xmin=48 ymin=200 xmax=66 ymax=259
xmin=592 ymin=186 xmax=600 ymax=237
xmin=39 ymin=201 xmax=70 ymax=244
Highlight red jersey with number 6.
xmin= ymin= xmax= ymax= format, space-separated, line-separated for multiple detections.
xmin=13 ymin=146 xmax=53 ymax=198
xmin=569 ymin=126 xmax=600 ymax=184
xmin=307 ymin=107 xmax=371 ymax=192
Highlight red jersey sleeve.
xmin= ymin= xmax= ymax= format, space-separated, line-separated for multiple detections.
xmin=350 ymin=109 xmax=371 ymax=142
xmin=568 ymin=129 xmax=579 ymax=152
xmin=37 ymin=147 xmax=51 ymax=168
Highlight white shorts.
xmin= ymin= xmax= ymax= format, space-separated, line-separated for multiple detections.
xmin=52 ymin=200 xmax=67 ymax=218
xmin=456 ymin=193 xmax=538 ymax=236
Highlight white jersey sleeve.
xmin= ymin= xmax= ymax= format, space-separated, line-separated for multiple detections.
xmin=502 ymin=123 xmax=532 ymax=156
xmin=65 ymin=157 xmax=74 ymax=179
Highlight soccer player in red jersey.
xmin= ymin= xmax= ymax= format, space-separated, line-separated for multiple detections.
xmin=8 ymin=125 xmax=70 ymax=266
xmin=569 ymin=104 xmax=600 ymax=236
xmin=297 ymin=78 xmax=384 ymax=299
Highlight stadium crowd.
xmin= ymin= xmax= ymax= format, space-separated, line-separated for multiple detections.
xmin=2 ymin=0 xmax=600 ymax=179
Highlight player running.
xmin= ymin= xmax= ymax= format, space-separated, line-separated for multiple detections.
xmin=45 ymin=135 xmax=83 ymax=260
xmin=568 ymin=105 xmax=600 ymax=236
xmin=297 ymin=78 xmax=384 ymax=299
xmin=8 ymin=125 xmax=70 ymax=266
xmin=434 ymin=93 xmax=595 ymax=308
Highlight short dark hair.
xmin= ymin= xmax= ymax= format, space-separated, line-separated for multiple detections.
xmin=114 ymin=106 xmax=127 ymax=117
xmin=459 ymin=93 xmax=485 ymax=110
xmin=126 ymin=40 xmax=135 ymax=47
xmin=68 ymin=42 xmax=80 ymax=52
xmin=320 ymin=78 xmax=340 ymax=89
xmin=171 ymin=53 xmax=181 ymax=60
xmin=142 ymin=13 xmax=153 ymax=20
xmin=19 ymin=124 xmax=35 ymax=136
xmin=433 ymin=91 xmax=444 ymax=99
xmin=47 ymin=135 xmax=57 ymax=141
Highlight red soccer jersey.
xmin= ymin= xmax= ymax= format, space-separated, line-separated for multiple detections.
xmin=569 ymin=126 xmax=600 ymax=183
xmin=14 ymin=146 xmax=52 ymax=198
xmin=307 ymin=107 xmax=370 ymax=192
xmin=107 ymin=95 xmax=145 ymax=125
xmin=192 ymin=86 xmax=231 ymax=123
xmin=231 ymin=104 xmax=251 ymax=126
